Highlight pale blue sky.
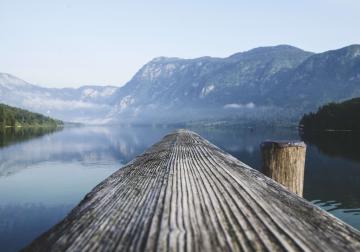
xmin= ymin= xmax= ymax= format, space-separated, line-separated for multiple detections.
xmin=0 ymin=0 xmax=359 ymax=87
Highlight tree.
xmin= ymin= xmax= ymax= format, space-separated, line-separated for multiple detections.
xmin=0 ymin=107 xmax=5 ymax=128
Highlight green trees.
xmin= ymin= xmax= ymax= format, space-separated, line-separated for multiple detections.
xmin=300 ymin=98 xmax=360 ymax=131
xmin=0 ymin=103 xmax=63 ymax=128
xmin=0 ymin=107 xmax=5 ymax=128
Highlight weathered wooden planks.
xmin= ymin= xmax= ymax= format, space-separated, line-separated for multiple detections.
xmin=23 ymin=129 xmax=360 ymax=251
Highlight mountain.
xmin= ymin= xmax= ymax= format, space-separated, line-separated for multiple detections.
xmin=109 ymin=44 xmax=360 ymax=124
xmin=0 ymin=73 xmax=117 ymax=123
xmin=274 ymin=45 xmax=360 ymax=110
xmin=1 ymin=44 xmax=359 ymax=125
xmin=109 ymin=45 xmax=314 ymax=123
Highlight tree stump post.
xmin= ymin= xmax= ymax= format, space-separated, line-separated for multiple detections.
xmin=261 ymin=141 xmax=306 ymax=197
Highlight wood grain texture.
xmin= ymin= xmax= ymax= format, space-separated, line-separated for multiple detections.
xmin=23 ymin=129 xmax=360 ymax=252
xmin=261 ymin=141 xmax=306 ymax=196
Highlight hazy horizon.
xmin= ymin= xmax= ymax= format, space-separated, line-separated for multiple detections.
xmin=1 ymin=0 xmax=359 ymax=88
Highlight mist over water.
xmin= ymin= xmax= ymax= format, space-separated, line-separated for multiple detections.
xmin=0 ymin=126 xmax=359 ymax=251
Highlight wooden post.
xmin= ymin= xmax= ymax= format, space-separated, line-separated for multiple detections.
xmin=261 ymin=141 xmax=306 ymax=197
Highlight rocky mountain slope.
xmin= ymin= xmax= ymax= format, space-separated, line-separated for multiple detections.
xmin=274 ymin=45 xmax=360 ymax=109
xmin=1 ymin=44 xmax=359 ymax=125
xmin=109 ymin=44 xmax=360 ymax=124
xmin=109 ymin=45 xmax=314 ymax=123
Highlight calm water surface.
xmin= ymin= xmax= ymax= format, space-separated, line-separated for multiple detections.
xmin=0 ymin=126 xmax=359 ymax=251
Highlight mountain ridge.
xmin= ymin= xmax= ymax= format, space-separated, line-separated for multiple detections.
xmin=108 ymin=45 xmax=316 ymax=123
xmin=0 ymin=73 xmax=118 ymax=123
xmin=1 ymin=44 xmax=359 ymax=125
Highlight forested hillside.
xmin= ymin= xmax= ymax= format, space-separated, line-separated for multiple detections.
xmin=300 ymin=98 xmax=360 ymax=131
xmin=0 ymin=103 xmax=63 ymax=128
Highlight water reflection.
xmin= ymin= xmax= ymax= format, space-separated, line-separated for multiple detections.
xmin=299 ymin=130 xmax=360 ymax=223
xmin=0 ymin=125 xmax=359 ymax=251
xmin=194 ymin=127 xmax=360 ymax=231
xmin=0 ymin=127 xmax=61 ymax=148
xmin=0 ymin=126 xmax=123 ymax=251
xmin=0 ymin=203 xmax=72 ymax=252
xmin=300 ymin=131 xmax=360 ymax=162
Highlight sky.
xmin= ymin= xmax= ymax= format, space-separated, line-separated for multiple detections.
xmin=0 ymin=0 xmax=359 ymax=88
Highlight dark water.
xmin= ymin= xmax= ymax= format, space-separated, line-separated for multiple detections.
xmin=0 ymin=126 xmax=359 ymax=251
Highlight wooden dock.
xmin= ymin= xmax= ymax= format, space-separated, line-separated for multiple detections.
xmin=23 ymin=129 xmax=360 ymax=251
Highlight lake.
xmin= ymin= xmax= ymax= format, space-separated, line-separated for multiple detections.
xmin=0 ymin=126 xmax=359 ymax=251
